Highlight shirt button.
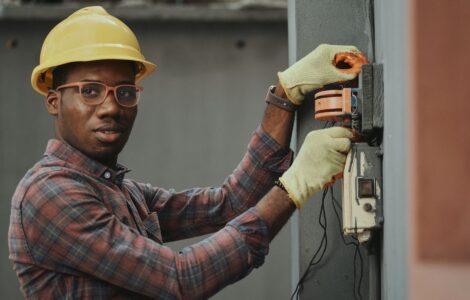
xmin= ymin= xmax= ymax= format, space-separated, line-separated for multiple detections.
xmin=103 ymin=171 xmax=112 ymax=179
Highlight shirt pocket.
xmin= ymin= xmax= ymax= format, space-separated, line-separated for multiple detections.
xmin=142 ymin=212 xmax=163 ymax=244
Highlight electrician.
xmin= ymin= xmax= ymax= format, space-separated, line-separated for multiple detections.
xmin=8 ymin=6 xmax=363 ymax=299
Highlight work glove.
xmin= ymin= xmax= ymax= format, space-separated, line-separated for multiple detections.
xmin=278 ymin=44 xmax=366 ymax=105
xmin=279 ymin=127 xmax=353 ymax=208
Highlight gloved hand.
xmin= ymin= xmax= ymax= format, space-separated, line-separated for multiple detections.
xmin=279 ymin=127 xmax=353 ymax=208
xmin=278 ymin=44 xmax=367 ymax=105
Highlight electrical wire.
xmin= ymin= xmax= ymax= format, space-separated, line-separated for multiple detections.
xmin=330 ymin=187 xmax=364 ymax=300
xmin=290 ymin=186 xmax=366 ymax=300
xmin=290 ymin=120 xmax=365 ymax=299
xmin=323 ymin=120 xmax=337 ymax=129
xmin=290 ymin=189 xmax=329 ymax=300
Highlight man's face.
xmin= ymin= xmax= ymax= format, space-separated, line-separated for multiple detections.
xmin=46 ymin=60 xmax=137 ymax=167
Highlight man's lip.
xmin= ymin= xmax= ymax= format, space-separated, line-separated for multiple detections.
xmin=93 ymin=125 xmax=125 ymax=132
xmin=94 ymin=130 xmax=123 ymax=144
xmin=93 ymin=125 xmax=126 ymax=143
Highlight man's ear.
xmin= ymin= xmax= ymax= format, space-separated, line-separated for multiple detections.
xmin=45 ymin=90 xmax=59 ymax=116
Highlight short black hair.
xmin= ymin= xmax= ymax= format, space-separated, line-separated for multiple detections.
xmin=52 ymin=62 xmax=76 ymax=90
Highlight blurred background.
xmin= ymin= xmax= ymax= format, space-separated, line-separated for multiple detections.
xmin=1 ymin=0 xmax=287 ymax=6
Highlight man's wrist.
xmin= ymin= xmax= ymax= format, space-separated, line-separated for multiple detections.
xmin=265 ymin=85 xmax=298 ymax=112
xmin=274 ymin=82 xmax=288 ymax=98
xmin=272 ymin=185 xmax=297 ymax=211
xmin=275 ymin=179 xmax=301 ymax=209
xmin=274 ymin=179 xmax=289 ymax=193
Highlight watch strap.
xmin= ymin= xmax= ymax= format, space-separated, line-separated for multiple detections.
xmin=265 ymin=85 xmax=297 ymax=112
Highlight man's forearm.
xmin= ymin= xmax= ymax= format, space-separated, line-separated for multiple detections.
xmin=255 ymin=186 xmax=296 ymax=241
xmin=261 ymin=83 xmax=295 ymax=148
xmin=257 ymin=83 xmax=297 ymax=240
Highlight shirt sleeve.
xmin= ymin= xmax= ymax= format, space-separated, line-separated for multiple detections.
xmin=141 ymin=126 xmax=293 ymax=242
xmin=21 ymin=171 xmax=269 ymax=299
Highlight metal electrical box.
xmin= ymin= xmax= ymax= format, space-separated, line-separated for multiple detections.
xmin=342 ymin=64 xmax=384 ymax=243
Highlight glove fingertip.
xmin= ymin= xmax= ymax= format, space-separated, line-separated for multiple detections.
xmin=333 ymin=68 xmax=358 ymax=79
xmin=277 ymin=71 xmax=287 ymax=85
xmin=326 ymin=126 xmax=354 ymax=139
xmin=334 ymin=138 xmax=352 ymax=153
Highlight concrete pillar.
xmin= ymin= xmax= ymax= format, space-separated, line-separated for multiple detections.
xmin=289 ymin=1 xmax=374 ymax=299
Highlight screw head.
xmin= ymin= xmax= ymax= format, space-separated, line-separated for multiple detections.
xmin=363 ymin=203 xmax=373 ymax=212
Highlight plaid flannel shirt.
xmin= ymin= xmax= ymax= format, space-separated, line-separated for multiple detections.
xmin=9 ymin=126 xmax=292 ymax=299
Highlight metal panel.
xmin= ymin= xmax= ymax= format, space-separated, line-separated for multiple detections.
xmin=0 ymin=19 xmax=289 ymax=300
xmin=290 ymin=0 xmax=374 ymax=299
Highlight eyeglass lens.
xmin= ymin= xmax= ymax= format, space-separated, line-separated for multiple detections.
xmin=80 ymin=82 xmax=139 ymax=107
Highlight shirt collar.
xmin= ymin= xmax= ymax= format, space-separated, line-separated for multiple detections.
xmin=44 ymin=139 xmax=130 ymax=184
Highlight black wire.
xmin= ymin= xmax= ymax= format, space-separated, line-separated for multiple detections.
xmin=330 ymin=188 xmax=356 ymax=248
xmin=291 ymin=189 xmax=328 ymax=299
xmin=353 ymin=221 xmax=364 ymax=300
xmin=323 ymin=121 xmax=337 ymax=129
xmin=290 ymin=189 xmax=329 ymax=300
xmin=290 ymin=188 xmax=366 ymax=300
xmin=330 ymin=187 xmax=364 ymax=300
xmin=330 ymin=188 xmax=359 ymax=299
xmin=290 ymin=120 xmax=366 ymax=300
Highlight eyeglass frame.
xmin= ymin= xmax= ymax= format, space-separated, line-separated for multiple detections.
xmin=54 ymin=81 xmax=144 ymax=108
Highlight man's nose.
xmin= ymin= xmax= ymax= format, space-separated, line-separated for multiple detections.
xmin=96 ymin=90 xmax=120 ymax=117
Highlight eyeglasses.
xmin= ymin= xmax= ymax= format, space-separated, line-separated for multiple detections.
xmin=55 ymin=81 xmax=143 ymax=108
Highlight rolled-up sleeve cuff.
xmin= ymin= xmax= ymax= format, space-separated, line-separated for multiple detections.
xmin=248 ymin=126 xmax=293 ymax=173
xmin=227 ymin=207 xmax=269 ymax=268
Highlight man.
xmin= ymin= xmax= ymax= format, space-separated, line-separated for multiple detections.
xmin=8 ymin=6 xmax=363 ymax=299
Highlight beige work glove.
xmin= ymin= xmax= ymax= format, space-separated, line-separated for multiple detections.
xmin=279 ymin=127 xmax=353 ymax=208
xmin=278 ymin=44 xmax=365 ymax=105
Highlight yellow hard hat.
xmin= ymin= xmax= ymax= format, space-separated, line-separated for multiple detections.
xmin=31 ymin=6 xmax=156 ymax=96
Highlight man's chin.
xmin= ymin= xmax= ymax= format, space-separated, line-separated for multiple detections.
xmin=86 ymin=143 xmax=126 ymax=167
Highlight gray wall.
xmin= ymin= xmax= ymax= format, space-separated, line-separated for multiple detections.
xmin=0 ymin=17 xmax=291 ymax=299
